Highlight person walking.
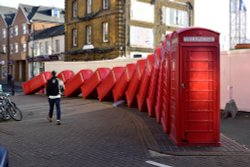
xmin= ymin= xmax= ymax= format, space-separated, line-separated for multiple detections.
xmin=7 ymin=74 xmax=15 ymax=95
xmin=46 ymin=71 xmax=65 ymax=125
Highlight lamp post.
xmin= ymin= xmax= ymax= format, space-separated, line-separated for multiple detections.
xmin=29 ymin=21 xmax=35 ymax=78
xmin=0 ymin=51 xmax=5 ymax=80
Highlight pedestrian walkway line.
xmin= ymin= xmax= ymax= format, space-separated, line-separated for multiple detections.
xmin=145 ymin=160 xmax=172 ymax=167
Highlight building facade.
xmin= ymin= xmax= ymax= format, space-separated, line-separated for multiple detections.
xmin=64 ymin=0 xmax=194 ymax=61
xmin=0 ymin=4 xmax=64 ymax=81
xmin=0 ymin=6 xmax=17 ymax=80
xmin=27 ymin=25 xmax=64 ymax=79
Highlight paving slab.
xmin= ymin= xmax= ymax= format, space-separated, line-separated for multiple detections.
xmin=0 ymin=94 xmax=249 ymax=167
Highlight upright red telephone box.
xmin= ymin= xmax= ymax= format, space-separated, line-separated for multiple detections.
xmin=170 ymin=27 xmax=220 ymax=146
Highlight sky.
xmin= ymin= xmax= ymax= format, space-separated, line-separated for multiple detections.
xmin=0 ymin=0 xmax=64 ymax=9
xmin=0 ymin=0 xmax=249 ymax=39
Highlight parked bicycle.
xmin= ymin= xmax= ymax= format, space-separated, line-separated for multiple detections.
xmin=0 ymin=93 xmax=23 ymax=121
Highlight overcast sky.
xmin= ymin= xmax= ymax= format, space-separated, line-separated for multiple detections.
xmin=0 ymin=0 xmax=64 ymax=9
xmin=0 ymin=0 xmax=249 ymax=39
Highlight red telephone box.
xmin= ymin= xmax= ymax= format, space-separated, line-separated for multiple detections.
xmin=81 ymin=68 xmax=111 ymax=99
xmin=136 ymin=54 xmax=154 ymax=112
xmin=97 ymin=67 xmax=125 ymax=102
xmin=57 ymin=70 xmax=75 ymax=85
xmin=155 ymin=42 xmax=167 ymax=123
xmin=146 ymin=48 xmax=161 ymax=117
xmin=125 ymin=59 xmax=146 ymax=108
xmin=64 ymin=69 xmax=93 ymax=97
xmin=161 ymin=34 xmax=172 ymax=134
xmin=170 ymin=27 xmax=220 ymax=146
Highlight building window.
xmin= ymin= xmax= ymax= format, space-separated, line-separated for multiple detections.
xmin=10 ymin=44 xmax=13 ymax=54
xmin=86 ymin=25 xmax=92 ymax=44
xmin=45 ymin=41 xmax=49 ymax=54
xmin=72 ymin=29 xmax=78 ymax=47
xmin=15 ymin=43 xmax=18 ymax=53
xmin=102 ymin=22 xmax=109 ymax=42
xmin=39 ymin=43 xmax=44 ymax=55
xmin=22 ymin=24 xmax=27 ymax=34
xmin=10 ymin=27 xmax=13 ymax=38
xmin=87 ymin=0 xmax=92 ymax=14
xmin=22 ymin=43 xmax=26 ymax=52
xmin=162 ymin=7 xmax=189 ymax=27
xmin=34 ymin=42 xmax=39 ymax=56
xmin=52 ymin=8 xmax=60 ymax=17
xmin=2 ymin=45 xmax=6 ymax=53
xmin=55 ymin=39 xmax=60 ymax=52
xmin=2 ymin=29 xmax=6 ymax=39
xmin=103 ymin=0 xmax=109 ymax=9
xmin=15 ymin=25 xmax=18 ymax=36
xmin=72 ymin=1 xmax=78 ymax=18
xmin=39 ymin=62 xmax=44 ymax=73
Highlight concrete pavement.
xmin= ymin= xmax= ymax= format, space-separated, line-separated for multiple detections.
xmin=0 ymin=94 xmax=250 ymax=167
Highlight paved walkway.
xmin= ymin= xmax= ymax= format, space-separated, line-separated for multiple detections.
xmin=0 ymin=94 xmax=250 ymax=167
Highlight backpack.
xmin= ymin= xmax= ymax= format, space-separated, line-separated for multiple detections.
xmin=46 ymin=77 xmax=60 ymax=96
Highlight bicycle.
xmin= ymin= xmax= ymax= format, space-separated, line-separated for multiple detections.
xmin=0 ymin=93 xmax=23 ymax=121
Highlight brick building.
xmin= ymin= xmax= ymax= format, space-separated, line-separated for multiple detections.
xmin=64 ymin=0 xmax=194 ymax=61
xmin=0 ymin=6 xmax=17 ymax=80
xmin=0 ymin=4 xmax=64 ymax=81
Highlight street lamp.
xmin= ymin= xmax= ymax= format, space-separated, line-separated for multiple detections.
xmin=0 ymin=51 xmax=6 ymax=80
xmin=28 ymin=21 xmax=35 ymax=78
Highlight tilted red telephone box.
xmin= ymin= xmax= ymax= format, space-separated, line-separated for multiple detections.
xmin=161 ymin=34 xmax=172 ymax=134
xmin=155 ymin=42 xmax=167 ymax=123
xmin=125 ymin=59 xmax=146 ymax=108
xmin=57 ymin=70 xmax=75 ymax=85
xmin=97 ymin=67 xmax=125 ymax=102
xmin=81 ymin=68 xmax=111 ymax=99
xmin=136 ymin=54 xmax=154 ymax=112
xmin=169 ymin=27 xmax=220 ymax=146
xmin=64 ymin=69 xmax=93 ymax=97
xmin=112 ymin=63 xmax=136 ymax=102
xmin=146 ymin=48 xmax=161 ymax=117
xmin=22 ymin=71 xmax=52 ymax=95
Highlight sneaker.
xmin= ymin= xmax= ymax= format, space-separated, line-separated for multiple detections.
xmin=47 ymin=116 xmax=52 ymax=123
xmin=56 ymin=120 xmax=61 ymax=125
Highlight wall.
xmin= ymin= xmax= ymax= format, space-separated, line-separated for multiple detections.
xmin=46 ymin=48 xmax=250 ymax=112
xmin=220 ymin=49 xmax=250 ymax=112
xmin=45 ymin=58 xmax=140 ymax=74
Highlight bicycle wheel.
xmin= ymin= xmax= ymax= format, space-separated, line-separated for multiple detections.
xmin=1 ymin=110 xmax=11 ymax=121
xmin=7 ymin=102 xmax=23 ymax=121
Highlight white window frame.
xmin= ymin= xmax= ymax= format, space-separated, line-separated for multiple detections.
xmin=15 ymin=25 xmax=18 ymax=36
xmin=22 ymin=43 xmax=27 ymax=52
xmin=15 ymin=43 xmax=18 ymax=53
xmin=39 ymin=42 xmax=44 ymax=55
xmin=10 ymin=44 xmax=13 ymax=54
xmin=2 ymin=44 xmax=6 ymax=53
xmin=102 ymin=22 xmax=109 ymax=42
xmin=86 ymin=25 xmax=92 ymax=44
xmin=52 ymin=8 xmax=60 ymax=17
xmin=22 ymin=23 xmax=27 ymax=34
xmin=103 ymin=0 xmax=109 ymax=9
xmin=2 ymin=29 xmax=6 ymax=39
xmin=45 ymin=41 xmax=49 ymax=54
xmin=72 ymin=1 xmax=78 ymax=18
xmin=163 ymin=7 xmax=189 ymax=27
xmin=10 ymin=27 xmax=13 ymax=38
xmin=87 ymin=0 xmax=92 ymax=14
xmin=72 ymin=29 xmax=78 ymax=47
xmin=55 ymin=39 xmax=60 ymax=52
xmin=34 ymin=42 xmax=39 ymax=56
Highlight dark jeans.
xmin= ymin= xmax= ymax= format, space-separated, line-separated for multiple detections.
xmin=48 ymin=98 xmax=61 ymax=120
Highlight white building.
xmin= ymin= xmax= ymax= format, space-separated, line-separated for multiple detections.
xmin=28 ymin=25 xmax=64 ymax=78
